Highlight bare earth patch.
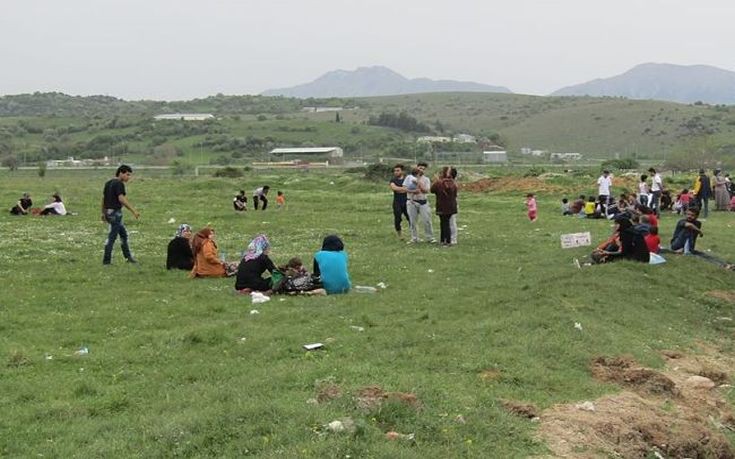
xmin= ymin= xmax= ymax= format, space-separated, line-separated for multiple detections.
xmin=354 ymin=385 xmax=421 ymax=411
xmin=707 ymin=290 xmax=735 ymax=304
xmin=501 ymin=400 xmax=539 ymax=419
xmin=538 ymin=348 xmax=735 ymax=458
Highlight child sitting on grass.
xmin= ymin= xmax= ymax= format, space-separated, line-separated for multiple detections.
xmin=561 ymin=198 xmax=572 ymax=216
xmin=273 ymin=257 xmax=325 ymax=295
xmin=645 ymin=225 xmax=661 ymax=253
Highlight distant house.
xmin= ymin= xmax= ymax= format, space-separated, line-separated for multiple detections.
xmin=301 ymin=107 xmax=346 ymax=113
xmin=550 ymin=152 xmax=583 ymax=161
xmin=46 ymin=156 xmax=112 ymax=168
xmin=453 ymin=133 xmax=477 ymax=144
xmin=520 ymin=147 xmax=532 ymax=155
xmin=417 ymin=136 xmax=451 ymax=143
xmin=154 ymin=113 xmax=214 ymax=121
xmin=483 ymin=151 xmax=508 ymax=163
xmin=531 ymin=150 xmax=548 ymax=157
xmin=269 ymin=147 xmax=344 ymax=161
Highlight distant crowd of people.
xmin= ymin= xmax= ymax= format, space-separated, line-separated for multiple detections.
xmin=232 ymin=187 xmax=286 ymax=212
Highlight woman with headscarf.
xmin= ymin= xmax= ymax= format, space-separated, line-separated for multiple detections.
xmin=313 ymin=235 xmax=351 ymax=294
xmin=10 ymin=193 xmax=32 ymax=215
xmin=167 ymin=224 xmax=194 ymax=270
xmin=190 ymin=227 xmax=228 ymax=278
xmin=235 ymin=234 xmax=277 ymax=291
xmin=713 ymin=169 xmax=729 ymax=211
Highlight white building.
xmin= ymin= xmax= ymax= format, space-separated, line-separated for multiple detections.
xmin=520 ymin=147 xmax=532 ymax=155
xmin=269 ymin=147 xmax=344 ymax=159
xmin=531 ymin=149 xmax=548 ymax=157
xmin=453 ymin=133 xmax=477 ymax=144
xmin=483 ymin=151 xmax=508 ymax=163
xmin=550 ymin=152 xmax=583 ymax=161
xmin=154 ymin=113 xmax=214 ymax=121
xmin=46 ymin=156 xmax=112 ymax=168
xmin=417 ymin=136 xmax=452 ymax=143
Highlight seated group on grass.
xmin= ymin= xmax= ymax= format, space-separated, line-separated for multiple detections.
xmin=9 ymin=192 xmax=68 ymax=216
xmin=166 ymin=227 xmax=351 ymax=295
xmin=591 ymin=206 xmax=704 ymax=264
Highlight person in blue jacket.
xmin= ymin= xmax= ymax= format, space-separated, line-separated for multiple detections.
xmin=313 ymin=235 xmax=351 ymax=294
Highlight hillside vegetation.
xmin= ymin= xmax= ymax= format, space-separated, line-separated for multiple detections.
xmin=2 ymin=92 xmax=735 ymax=165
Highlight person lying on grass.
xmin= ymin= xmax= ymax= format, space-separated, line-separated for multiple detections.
xmin=313 ymin=235 xmax=351 ymax=294
xmin=591 ymin=214 xmax=649 ymax=264
xmin=235 ymin=234 xmax=276 ymax=293
xmin=189 ymin=227 xmax=237 ymax=278
xmin=167 ymin=224 xmax=194 ymax=271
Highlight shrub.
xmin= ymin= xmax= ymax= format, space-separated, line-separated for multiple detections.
xmin=213 ymin=167 xmax=244 ymax=178
xmin=600 ymin=158 xmax=640 ymax=171
xmin=37 ymin=162 xmax=47 ymax=178
xmin=363 ymin=163 xmax=393 ymax=182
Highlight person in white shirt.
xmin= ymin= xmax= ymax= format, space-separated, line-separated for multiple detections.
xmin=403 ymin=162 xmax=435 ymax=243
xmin=597 ymin=170 xmax=613 ymax=209
xmin=638 ymin=174 xmax=650 ymax=206
xmin=648 ymin=168 xmax=664 ymax=216
xmin=40 ymin=193 xmax=67 ymax=216
xmin=252 ymin=186 xmax=270 ymax=210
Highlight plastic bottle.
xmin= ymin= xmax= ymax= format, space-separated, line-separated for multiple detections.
xmin=354 ymin=285 xmax=377 ymax=293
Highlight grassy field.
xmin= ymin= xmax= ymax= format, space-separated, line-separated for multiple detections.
xmin=1 ymin=168 xmax=734 ymax=457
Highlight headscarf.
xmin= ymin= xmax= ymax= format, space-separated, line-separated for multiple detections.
xmin=244 ymin=234 xmax=270 ymax=261
xmin=175 ymin=223 xmax=191 ymax=238
xmin=192 ymin=228 xmax=215 ymax=257
xmin=321 ymin=235 xmax=344 ymax=252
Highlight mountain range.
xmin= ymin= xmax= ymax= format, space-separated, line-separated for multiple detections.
xmin=261 ymin=66 xmax=512 ymax=98
xmin=262 ymin=63 xmax=735 ymax=105
xmin=552 ymin=63 xmax=735 ymax=104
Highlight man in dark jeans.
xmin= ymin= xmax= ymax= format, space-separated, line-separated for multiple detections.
xmin=670 ymin=208 xmax=703 ymax=254
xmin=388 ymin=164 xmax=409 ymax=239
xmin=102 ymin=165 xmax=140 ymax=265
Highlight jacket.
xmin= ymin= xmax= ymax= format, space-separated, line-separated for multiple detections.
xmin=190 ymin=239 xmax=225 ymax=278
xmin=430 ymin=178 xmax=458 ymax=215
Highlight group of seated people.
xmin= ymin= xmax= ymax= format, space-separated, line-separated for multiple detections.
xmin=166 ymin=225 xmax=351 ymax=295
xmin=562 ymin=191 xmax=673 ymax=220
xmin=9 ymin=192 xmax=68 ymax=216
xmin=591 ymin=204 xmax=704 ymax=264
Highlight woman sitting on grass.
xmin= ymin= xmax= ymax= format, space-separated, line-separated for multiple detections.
xmin=10 ymin=193 xmax=32 ymax=215
xmin=190 ymin=227 xmax=237 ymax=278
xmin=167 ymin=224 xmax=194 ymax=270
xmin=39 ymin=193 xmax=67 ymax=216
xmin=235 ymin=234 xmax=277 ymax=292
xmin=313 ymin=235 xmax=351 ymax=294
xmin=273 ymin=257 xmax=326 ymax=296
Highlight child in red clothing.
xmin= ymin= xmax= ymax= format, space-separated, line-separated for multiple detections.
xmin=644 ymin=225 xmax=661 ymax=253
xmin=525 ymin=193 xmax=537 ymax=222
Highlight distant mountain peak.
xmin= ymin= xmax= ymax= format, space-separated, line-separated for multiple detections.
xmin=262 ymin=66 xmax=511 ymax=98
xmin=552 ymin=63 xmax=735 ymax=104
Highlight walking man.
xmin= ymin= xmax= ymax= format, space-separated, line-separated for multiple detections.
xmin=253 ymin=186 xmax=270 ymax=210
xmin=692 ymin=168 xmax=711 ymax=218
xmin=388 ymin=164 xmax=409 ymax=239
xmin=404 ymin=162 xmax=435 ymax=243
xmin=648 ymin=167 xmax=664 ymax=216
xmin=596 ymin=170 xmax=612 ymax=212
xmin=102 ymin=165 xmax=140 ymax=265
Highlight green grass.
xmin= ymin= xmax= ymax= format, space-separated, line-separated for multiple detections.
xmin=1 ymin=169 xmax=734 ymax=457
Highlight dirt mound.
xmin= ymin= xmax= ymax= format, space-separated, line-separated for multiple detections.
xmin=500 ymin=400 xmax=539 ymax=419
xmin=538 ymin=350 xmax=735 ymax=458
xmin=460 ymin=177 xmax=564 ymax=193
xmin=590 ymin=356 xmax=678 ymax=396
xmin=354 ymin=386 xmax=421 ymax=411
xmin=316 ymin=383 xmax=342 ymax=403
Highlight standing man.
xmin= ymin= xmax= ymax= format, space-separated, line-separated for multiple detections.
xmin=648 ymin=167 xmax=664 ymax=216
xmin=388 ymin=164 xmax=409 ymax=239
xmin=102 ymin=165 xmax=140 ymax=265
xmin=404 ymin=162 xmax=435 ymax=244
xmin=692 ymin=168 xmax=711 ymax=218
xmin=253 ymin=186 xmax=270 ymax=210
xmin=596 ymin=170 xmax=612 ymax=212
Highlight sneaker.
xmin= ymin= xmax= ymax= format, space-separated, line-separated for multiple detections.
xmin=126 ymin=258 xmax=138 ymax=264
xmin=428 ymin=239 xmax=437 ymax=244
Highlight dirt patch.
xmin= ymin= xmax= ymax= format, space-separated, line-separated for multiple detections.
xmin=538 ymin=350 xmax=735 ymax=458
xmin=315 ymin=383 xmax=342 ymax=403
xmin=501 ymin=400 xmax=539 ymax=419
xmin=590 ymin=356 xmax=678 ymax=396
xmin=707 ymin=290 xmax=735 ymax=303
xmin=354 ymin=386 xmax=421 ymax=411
xmin=698 ymin=367 xmax=730 ymax=385
xmin=478 ymin=368 xmax=502 ymax=382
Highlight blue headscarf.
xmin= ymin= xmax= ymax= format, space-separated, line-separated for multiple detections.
xmin=244 ymin=234 xmax=271 ymax=261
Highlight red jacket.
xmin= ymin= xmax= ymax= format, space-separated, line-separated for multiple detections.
xmin=430 ymin=178 xmax=458 ymax=215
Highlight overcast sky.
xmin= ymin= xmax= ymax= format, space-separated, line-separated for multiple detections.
xmin=2 ymin=0 xmax=734 ymax=100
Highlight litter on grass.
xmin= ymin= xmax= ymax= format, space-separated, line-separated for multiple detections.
xmin=249 ymin=309 xmax=260 ymax=315
xmin=74 ymin=347 xmax=89 ymax=356
xmin=303 ymin=343 xmax=324 ymax=351
xmin=167 ymin=218 xmax=176 ymax=224
xmin=350 ymin=326 xmax=365 ymax=332
xmin=251 ymin=292 xmax=270 ymax=304
xmin=574 ymin=322 xmax=583 ymax=331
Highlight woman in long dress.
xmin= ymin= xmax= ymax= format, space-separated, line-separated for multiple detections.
xmin=713 ymin=169 xmax=730 ymax=211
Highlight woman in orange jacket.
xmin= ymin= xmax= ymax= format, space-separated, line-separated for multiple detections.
xmin=190 ymin=227 xmax=228 ymax=278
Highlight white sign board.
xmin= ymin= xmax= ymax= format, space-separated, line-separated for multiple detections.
xmin=560 ymin=232 xmax=591 ymax=249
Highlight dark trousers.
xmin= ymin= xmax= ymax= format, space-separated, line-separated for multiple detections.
xmin=439 ymin=214 xmax=451 ymax=244
xmin=650 ymin=191 xmax=661 ymax=216
xmin=103 ymin=210 xmax=132 ymax=264
xmin=40 ymin=208 xmax=59 ymax=216
xmin=696 ymin=197 xmax=709 ymax=217
xmin=253 ymin=195 xmax=268 ymax=210
xmin=671 ymin=231 xmax=698 ymax=253
xmin=392 ymin=201 xmax=409 ymax=232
